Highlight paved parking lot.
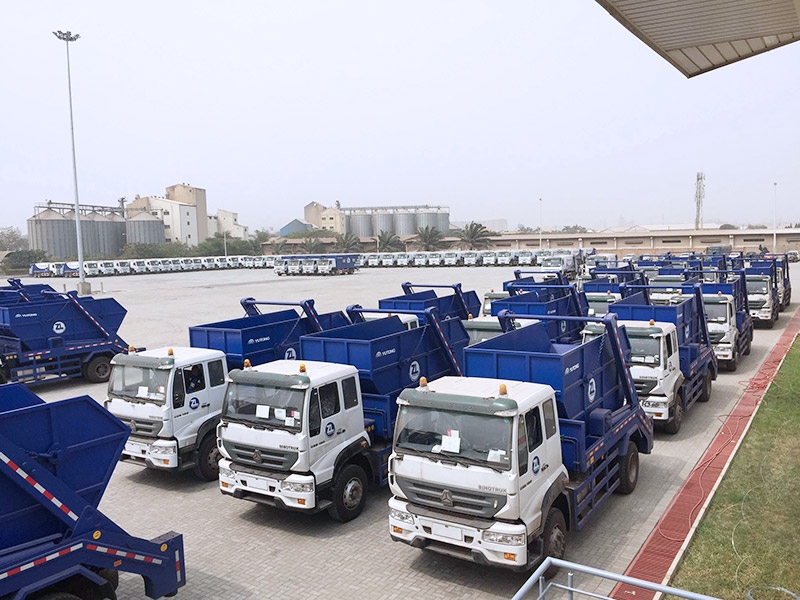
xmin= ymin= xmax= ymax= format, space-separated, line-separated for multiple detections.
xmin=32 ymin=264 xmax=798 ymax=599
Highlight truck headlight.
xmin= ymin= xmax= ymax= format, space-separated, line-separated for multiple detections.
xmin=281 ymin=481 xmax=314 ymax=493
xmin=150 ymin=445 xmax=176 ymax=455
xmin=390 ymin=508 xmax=414 ymax=524
xmin=219 ymin=465 xmax=235 ymax=479
xmin=643 ymin=400 xmax=668 ymax=409
xmin=482 ymin=531 xmax=525 ymax=546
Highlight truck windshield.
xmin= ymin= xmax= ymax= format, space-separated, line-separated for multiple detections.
xmin=704 ymin=303 xmax=728 ymax=323
xmin=541 ymin=258 xmax=562 ymax=267
xmin=223 ymin=382 xmax=304 ymax=432
xmin=587 ymin=298 xmax=614 ymax=316
xmin=746 ymin=280 xmax=769 ymax=294
xmin=108 ymin=366 xmax=170 ymax=405
xmin=394 ymin=406 xmax=513 ymax=471
xmin=628 ymin=336 xmax=661 ymax=366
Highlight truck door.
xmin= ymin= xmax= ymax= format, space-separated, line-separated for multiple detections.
xmin=307 ymin=381 xmax=344 ymax=485
xmin=171 ymin=364 xmax=212 ymax=450
xmin=518 ymin=402 xmax=558 ymax=535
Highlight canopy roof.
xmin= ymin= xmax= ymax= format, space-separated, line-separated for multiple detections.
xmin=596 ymin=0 xmax=800 ymax=77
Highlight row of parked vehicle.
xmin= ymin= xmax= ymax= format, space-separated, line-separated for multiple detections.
xmin=28 ymin=255 xmax=277 ymax=277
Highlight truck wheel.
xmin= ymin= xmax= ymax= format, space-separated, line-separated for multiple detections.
xmin=98 ymin=567 xmax=120 ymax=590
xmin=698 ymin=372 xmax=712 ymax=403
xmin=616 ymin=443 xmax=639 ymax=495
xmin=663 ymin=401 xmax=683 ymax=434
xmin=38 ymin=594 xmax=82 ymax=600
xmin=765 ymin=318 xmax=774 ymax=329
xmin=541 ymin=508 xmax=567 ymax=578
xmin=193 ymin=434 xmax=221 ymax=481
xmin=728 ymin=349 xmax=738 ymax=372
xmin=743 ymin=333 xmax=752 ymax=356
xmin=327 ymin=464 xmax=367 ymax=522
xmin=85 ymin=355 xmax=112 ymax=383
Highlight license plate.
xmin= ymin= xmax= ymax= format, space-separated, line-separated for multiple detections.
xmin=125 ymin=442 xmax=148 ymax=455
xmin=426 ymin=521 xmax=463 ymax=541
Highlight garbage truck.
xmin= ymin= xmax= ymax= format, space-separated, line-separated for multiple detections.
xmin=216 ymin=307 xmax=469 ymax=521
xmin=388 ymin=312 xmax=653 ymax=575
xmin=0 ymin=288 xmax=134 ymax=385
xmin=0 ymin=382 xmax=186 ymax=599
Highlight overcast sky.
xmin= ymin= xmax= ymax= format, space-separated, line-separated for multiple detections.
xmin=3 ymin=1 xmax=799 ymax=235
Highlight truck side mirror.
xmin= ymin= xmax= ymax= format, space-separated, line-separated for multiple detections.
xmin=172 ymin=371 xmax=185 ymax=409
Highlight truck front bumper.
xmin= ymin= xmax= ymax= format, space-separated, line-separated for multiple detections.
xmin=121 ymin=437 xmax=179 ymax=470
xmin=218 ymin=458 xmax=317 ymax=511
xmin=750 ymin=308 xmax=773 ymax=321
xmin=388 ymin=497 xmax=529 ymax=570
xmin=713 ymin=343 xmax=734 ymax=361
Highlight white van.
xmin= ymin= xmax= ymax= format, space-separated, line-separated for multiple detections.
xmin=130 ymin=260 xmax=148 ymax=274
xmin=145 ymin=259 xmax=162 ymax=273
xmin=99 ymin=261 xmax=116 ymax=275
xmin=84 ymin=261 xmax=100 ymax=277
xmin=114 ymin=260 xmax=132 ymax=275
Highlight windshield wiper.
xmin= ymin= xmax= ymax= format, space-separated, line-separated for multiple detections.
xmin=440 ymin=451 xmax=506 ymax=473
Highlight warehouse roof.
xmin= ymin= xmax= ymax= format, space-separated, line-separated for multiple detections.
xmin=595 ymin=0 xmax=800 ymax=77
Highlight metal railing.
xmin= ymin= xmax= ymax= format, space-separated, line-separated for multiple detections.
xmin=512 ymin=558 xmax=719 ymax=600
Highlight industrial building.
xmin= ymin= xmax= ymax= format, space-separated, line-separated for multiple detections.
xmin=300 ymin=202 xmax=450 ymax=238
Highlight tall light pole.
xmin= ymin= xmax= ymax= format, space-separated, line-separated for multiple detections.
xmin=53 ymin=30 xmax=90 ymax=295
xmin=539 ymin=198 xmax=543 ymax=249
xmin=773 ymin=182 xmax=778 ymax=252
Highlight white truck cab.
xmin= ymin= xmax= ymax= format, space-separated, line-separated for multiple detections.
xmin=218 ymin=360 xmax=376 ymax=521
xmin=584 ymin=321 xmax=682 ymax=432
xmin=746 ymin=275 xmax=777 ymax=327
xmin=105 ymin=347 xmax=229 ymax=480
xmin=389 ymin=376 xmax=565 ymax=571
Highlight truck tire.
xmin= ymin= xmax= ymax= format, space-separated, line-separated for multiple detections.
xmin=85 ymin=355 xmax=112 ymax=383
xmin=541 ymin=508 xmax=567 ymax=578
xmin=728 ymin=349 xmax=738 ymax=372
xmin=616 ymin=443 xmax=639 ymax=495
xmin=743 ymin=332 xmax=752 ymax=356
xmin=98 ymin=567 xmax=120 ymax=590
xmin=327 ymin=464 xmax=367 ymax=522
xmin=193 ymin=434 xmax=221 ymax=481
xmin=38 ymin=594 xmax=82 ymax=600
xmin=698 ymin=371 xmax=712 ymax=403
xmin=663 ymin=400 xmax=683 ymax=435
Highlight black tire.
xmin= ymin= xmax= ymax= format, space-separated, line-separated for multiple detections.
xmin=541 ymin=508 xmax=567 ymax=579
xmin=743 ymin=332 xmax=752 ymax=356
xmin=728 ymin=349 xmax=738 ymax=372
xmin=98 ymin=567 xmax=120 ymax=590
xmin=698 ymin=371 xmax=712 ymax=403
xmin=765 ymin=317 xmax=774 ymax=329
xmin=37 ymin=594 xmax=82 ymax=600
xmin=193 ymin=434 xmax=221 ymax=481
xmin=85 ymin=355 xmax=112 ymax=383
xmin=327 ymin=464 xmax=367 ymax=522
xmin=616 ymin=443 xmax=639 ymax=495
xmin=663 ymin=398 xmax=683 ymax=434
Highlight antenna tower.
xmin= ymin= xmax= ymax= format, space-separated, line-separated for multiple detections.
xmin=694 ymin=172 xmax=705 ymax=229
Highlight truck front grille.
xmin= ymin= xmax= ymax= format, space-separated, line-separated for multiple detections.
xmin=395 ymin=476 xmax=506 ymax=519
xmin=749 ymin=300 xmax=766 ymax=309
xmin=116 ymin=417 xmax=161 ymax=437
xmin=633 ymin=379 xmax=657 ymax=396
xmin=708 ymin=331 xmax=725 ymax=344
xmin=223 ymin=441 xmax=298 ymax=472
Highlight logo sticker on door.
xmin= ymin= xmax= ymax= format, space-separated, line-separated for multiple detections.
xmin=409 ymin=360 xmax=421 ymax=382
xmin=532 ymin=456 xmax=541 ymax=474
xmin=325 ymin=422 xmax=335 ymax=437
xmin=189 ymin=397 xmax=200 ymax=410
xmin=53 ymin=321 xmax=66 ymax=335
xmin=285 ymin=347 xmax=297 ymax=360
xmin=560 ymin=321 xmax=567 ymax=333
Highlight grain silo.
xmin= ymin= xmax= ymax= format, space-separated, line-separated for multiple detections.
xmin=415 ymin=210 xmax=438 ymax=231
xmin=394 ymin=210 xmax=417 ymax=236
xmin=349 ymin=212 xmax=373 ymax=237
xmin=81 ymin=212 xmax=103 ymax=257
xmin=28 ymin=209 xmax=76 ymax=259
xmin=372 ymin=211 xmax=394 ymax=236
xmin=108 ymin=213 xmax=127 ymax=255
xmin=436 ymin=210 xmax=450 ymax=234
xmin=127 ymin=211 xmax=166 ymax=245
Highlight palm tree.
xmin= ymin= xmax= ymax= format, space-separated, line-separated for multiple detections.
xmin=374 ymin=230 xmax=403 ymax=252
xmin=301 ymin=237 xmax=324 ymax=254
xmin=413 ymin=226 xmax=447 ymax=251
xmin=270 ymin=239 xmax=288 ymax=255
xmin=457 ymin=222 xmax=492 ymax=250
xmin=333 ymin=232 xmax=361 ymax=253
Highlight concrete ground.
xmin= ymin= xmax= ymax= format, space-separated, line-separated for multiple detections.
xmin=31 ymin=263 xmax=799 ymax=600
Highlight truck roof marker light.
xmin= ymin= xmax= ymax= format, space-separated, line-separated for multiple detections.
xmin=649 ymin=319 xmax=655 ymax=326
xmin=128 ymin=345 xmax=136 ymax=353
xmin=499 ymin=384 xmax=508 ymax=396
xmin=243 ymin=359 xmax=252 ymax=370
xmin=468 ymin=313 xmax=474 ymax=320
xmin=167 ymin=348 xmax=174 ymax=356
xmin=717 ymin=291 xmax=722 ymax=296
xmin=299 ymin=363 xmax=307 ymax=373
xmin=420 ymin=377 xmax=428 ymax=387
